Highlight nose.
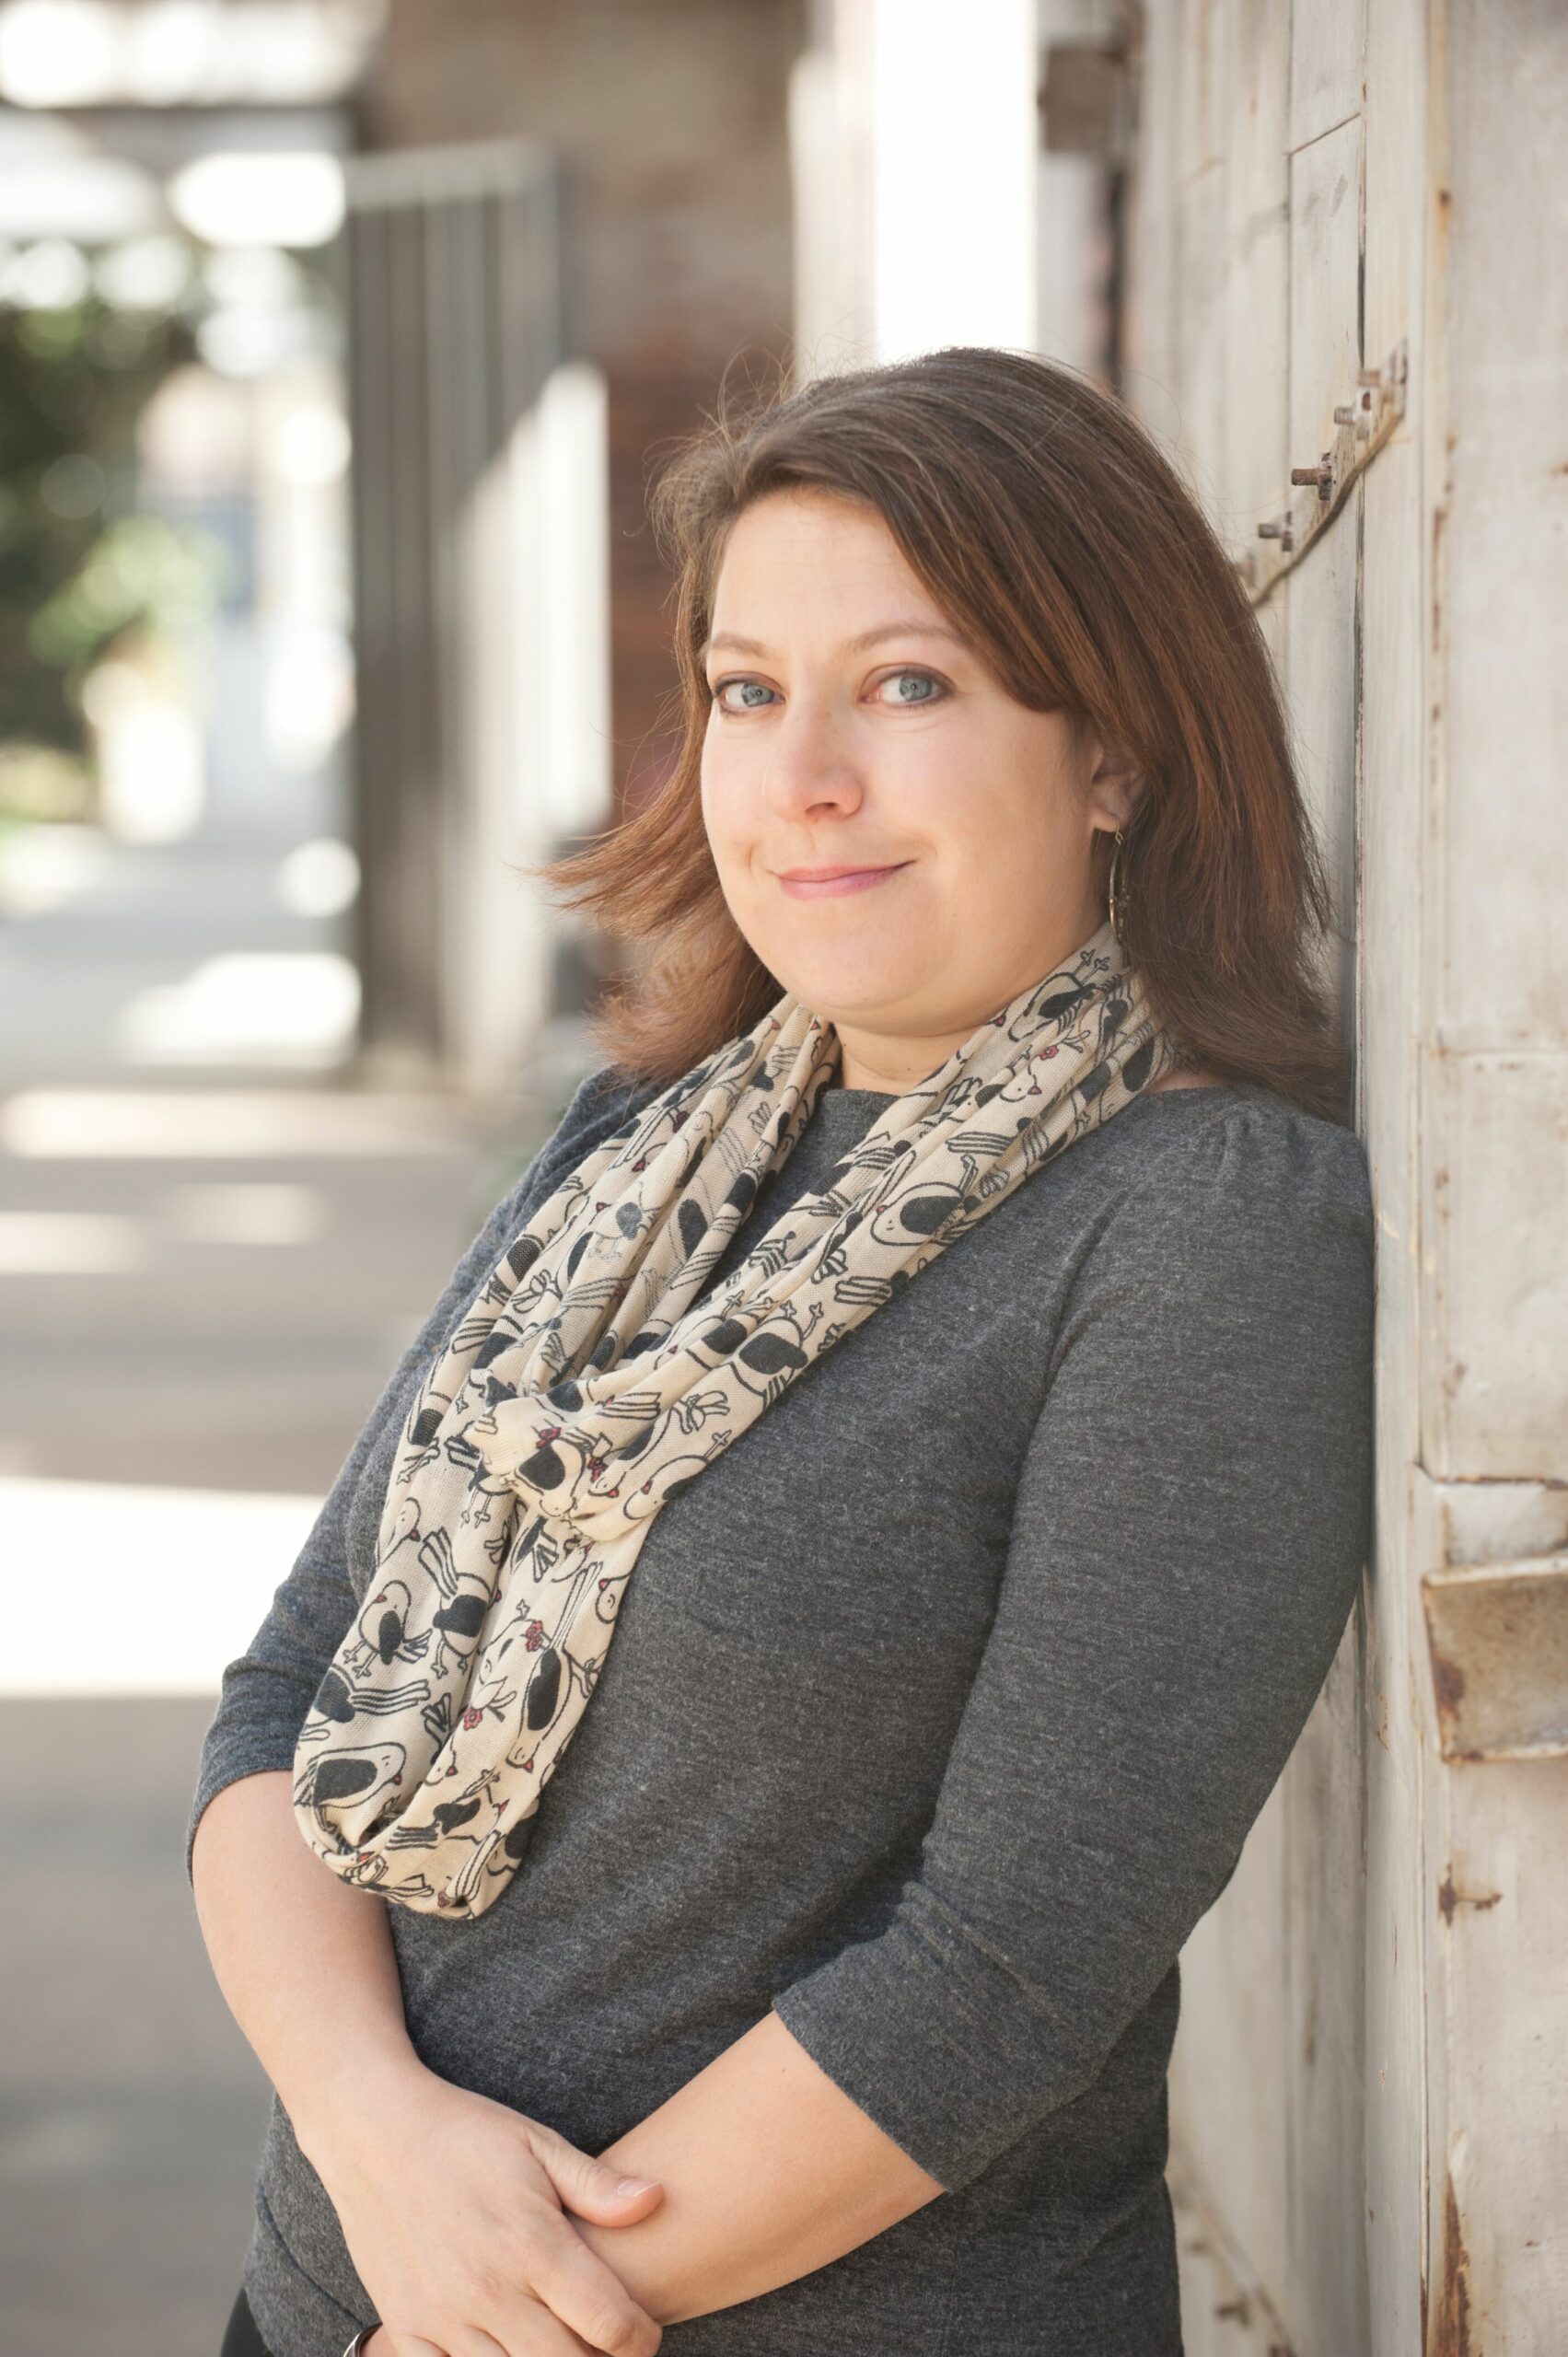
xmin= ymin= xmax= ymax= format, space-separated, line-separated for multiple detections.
xmin=760 ymin=694 xmax=865 ymax=818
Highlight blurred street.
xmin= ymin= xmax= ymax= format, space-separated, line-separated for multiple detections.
xmin=0 ymin=817 xmax=509 ymax=1497
xmin=0 ymin=792 xmax=543 ymax=2354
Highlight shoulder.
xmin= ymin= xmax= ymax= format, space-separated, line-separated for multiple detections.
xmin=1049 ymin=1085 xmax=1374 ymax=1369
xmin=1103 ymin=1084 xmax=1372 ymax=1254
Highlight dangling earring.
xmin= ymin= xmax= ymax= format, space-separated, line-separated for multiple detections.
xmin=1107 ymin=826 xmax=1128 ymax=945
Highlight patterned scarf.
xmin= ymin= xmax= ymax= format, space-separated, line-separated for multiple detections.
xmin=293 ymin=919 xmax=1176 ymax=1917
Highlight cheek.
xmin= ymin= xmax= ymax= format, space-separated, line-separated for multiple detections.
xmin=933 ymin=772 xmax=1084 ymax=913
xmin=698 ymin=732 xmax=728 ymax=826
xmin=699 ymin=745 xmax=756 ymax=878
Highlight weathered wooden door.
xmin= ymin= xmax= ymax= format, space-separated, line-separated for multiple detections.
xmin=1100 ymin=3 xmax=1568 ymax=2351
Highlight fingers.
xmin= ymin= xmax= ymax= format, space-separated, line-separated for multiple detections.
xmin=452 ymin=2293 xmax=606 ymax=2357
xmin=527 ymin=2237 xmax=665 ymax=2357
xmin=513 ymin=2123 xmax=665 ymax=2354
xmin=454 ymin=2235 xmax=662 ymax=2357
xmin=349 ymin=2106 xmax=666 ymax=2357
xmin=522 ymin=2121 xmax=663 ymax=2227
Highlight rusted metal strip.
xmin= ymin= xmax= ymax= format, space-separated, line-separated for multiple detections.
xmin=1421 ymin=1552 xmax=1568 ymax=1762
xmin=1232 ymin=340 xmax=1411 ymax=606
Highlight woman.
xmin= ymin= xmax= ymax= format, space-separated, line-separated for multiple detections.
xmin=190 ymin=346 xmax=1374 ymax=2357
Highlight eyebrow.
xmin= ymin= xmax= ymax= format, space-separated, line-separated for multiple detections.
xmin=699 ymin=618 xmax=972 ymax=664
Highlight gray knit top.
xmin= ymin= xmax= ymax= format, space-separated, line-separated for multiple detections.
xmin=186 ymin=1062 xmax=1375 ymax=2357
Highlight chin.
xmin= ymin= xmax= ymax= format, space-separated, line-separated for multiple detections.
xmin=757 ymin=921 xmax=929 ymax=1010
xmin=783 ymin=970 xmax=923 ymax=1028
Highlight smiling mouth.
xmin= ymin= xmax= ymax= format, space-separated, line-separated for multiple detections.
xmin=779 ymin=864 xmax=895 ymax=878
xmin=773 ymin=862 xmax=912 ymax=899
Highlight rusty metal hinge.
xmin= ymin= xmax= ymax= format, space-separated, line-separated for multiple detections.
xmin=1234 ymin=339 xmax=1410 ymax=606
xmin=1038 ymin=41 xmax=1134 ymax=163
xmin=1421 ymin=1552 xmax=1568 ymax=1762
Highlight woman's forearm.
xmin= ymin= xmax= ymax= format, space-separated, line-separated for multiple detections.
xmin=190 ymin=1769 xmax=424 ymax=2164
xmin=576 ymin=2009 xmax=947 ymax=2325
xmin=192 ymin=1775 xmax=944 ymax=2334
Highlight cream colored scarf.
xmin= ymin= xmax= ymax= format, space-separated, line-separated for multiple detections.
xmin=293 ymin=920 xmax=1175 ymax=1917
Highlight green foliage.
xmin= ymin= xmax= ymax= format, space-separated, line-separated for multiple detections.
xmin=28 ymin=512 xmax=226 ymax=668
xmin=0 ymin=290 xmax=204 ymax=753
xmin=0 ymin=739 xmax=94 ymax=826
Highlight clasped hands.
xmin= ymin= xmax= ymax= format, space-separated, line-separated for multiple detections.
xmin=302 ymin=2058 xmax=668 ymax=2357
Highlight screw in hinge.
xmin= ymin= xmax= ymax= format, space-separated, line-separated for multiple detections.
xmin=1290 ymin=453 xmax=1335 ymax=502
xmin=1257 ymin=517 xmax=1295 ymax=552
xmin=1336 ymin=383 xmax=1378 ymax=435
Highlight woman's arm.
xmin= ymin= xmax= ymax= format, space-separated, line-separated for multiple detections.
xmin=191 ymin=1769 xmax=421 ymax=2147
xmin=192 ymin=1774 xmax=939 ymax=2332
xmin=186 ymin=1066 xmax=675 ymax=2354
xmin=192 ymin=1769 xmax=668 ymax=2356
xmin=575 ymin=2012 xmax=944 ymax=2324
xmin=566 ymin=1106 xmax=1376 ymax=2325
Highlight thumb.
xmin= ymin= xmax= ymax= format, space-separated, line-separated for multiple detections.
xmin=525 ymin=2120 xmax=665 ymax=2222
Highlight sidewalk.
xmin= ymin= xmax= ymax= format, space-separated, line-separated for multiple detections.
xmin=0 ymin=808 xmax=558 ymax=2355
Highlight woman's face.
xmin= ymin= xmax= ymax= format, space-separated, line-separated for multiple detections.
xmin=699 ymin=486 xmax=1138 ymax=1094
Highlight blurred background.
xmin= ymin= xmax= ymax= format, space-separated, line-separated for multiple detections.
xmin=1 ymin=4 xmax=1563 ymax=2353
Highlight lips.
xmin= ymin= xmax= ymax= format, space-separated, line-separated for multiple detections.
xmin=773 ymin=861 xmax=912 ymax=900
xmin=776 ymin=863 xmax=905 ymax=881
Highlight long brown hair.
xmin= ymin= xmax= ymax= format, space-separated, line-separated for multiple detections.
xmin=524 ymin=346 xmax=1347 ymax=1122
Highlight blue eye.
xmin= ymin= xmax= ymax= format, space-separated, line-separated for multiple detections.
xmin=710 ymin=668 xmax=947 ymax=713
xmin=713 ymin=679 xmax=778 ymax=712
xmin=879 ymin=668 xmax=943 ymax=704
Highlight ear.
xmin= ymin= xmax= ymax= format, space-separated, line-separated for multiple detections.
xmin=1082 ymin=731 xmax=1148 ymax=837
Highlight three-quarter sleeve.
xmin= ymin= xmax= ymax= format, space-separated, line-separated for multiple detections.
xmin=769 ymin=1105 xmax=1375 ymax=2194
xmin=183 ymin=1063 xmax=650 ymax=1886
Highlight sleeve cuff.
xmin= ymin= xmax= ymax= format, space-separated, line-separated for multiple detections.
xmin=185 ymin=1735 xmax=304 ymax=1887
xmin=769 ymin=1879 xmax=1092 ymax=2194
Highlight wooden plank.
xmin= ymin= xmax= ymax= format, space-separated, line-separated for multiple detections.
xmin=1431 ymin=0 xmax=1568 ymax=1055
xmin=1279 ymin=106 xmax=1364 ymax=1036
xmin=1168 ymin=1778 xmax=1294 ymax=2310
xmin=1176 ymin=0 xmax=1227 ymax=182
xmin=1288 ymin=0 xmax=1366 ymax=154
xmin=1430 ymin=1752 xmax=1568 ymax=2348
xmin=1434 ymin=1476 xmax=1568 ymax=1567
xmin=1167 ymin=2125 xmax=1294 ymax=2357
xmin=1422 ymin=1050 xmax=1568 ymax=1480
xmin=1283 ymin=1625 xmax=1373 ymax=2354
xmin=1217 ymin=0 xmax=1289 ymax=548
xmin=1355 ymin=363 xmax=1429 ymax=2357
xmin=1287 ymin=112 xmax=1363 ymax=490
xmin=1131 ymin=0 xmax=1568 ymax=2347
xmin=1167 ymin=17 xmax=1374 ymax=2352
xmin=1421 ymin=0 xmax=1568 ymax=2182
xmin=1280 ymin=484 xmax=1360 ymax=993
xmin=1120 ymin=0 xmax=1182 ymax=440
xmin=1174 ymin=161 xmax=1230 ymax=517
xmin=1413 ymin=1472 xmax=1568 ymax=2354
